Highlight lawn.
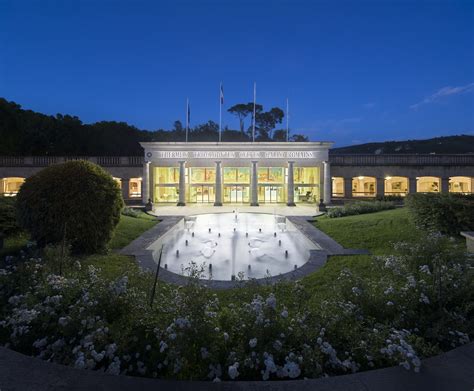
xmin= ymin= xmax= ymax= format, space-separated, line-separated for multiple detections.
xmin=301 ymin=207 xmax=423 ymax=294
xmin=109 ymin=211 xmax=158 ymax=249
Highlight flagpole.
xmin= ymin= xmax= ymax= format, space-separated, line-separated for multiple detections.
xmin=185 ymin=98 xmax=189 ymax=143
xmin=286 ymin=98 xmax=289 ymax=142
xmin=219 ymin=82 xmax=222 ymax=143
xmin=252 ymin=82 xmax=256 ymax=142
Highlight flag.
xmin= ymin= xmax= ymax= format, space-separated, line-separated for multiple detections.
xmin=220 ymin=83 xmax=224 ymax=105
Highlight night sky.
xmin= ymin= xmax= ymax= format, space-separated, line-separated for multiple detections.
xmin=1 ymin=0 xmax=473 ymax=147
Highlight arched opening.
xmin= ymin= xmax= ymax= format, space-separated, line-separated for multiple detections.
xmin=0 ymin=177 xmax=25 ymax=196
xmin=449 ymin=176 xmax=472 ymax=194
xmin=129 ymin=177 xmax=143 ymax=198
xmin=385 ymin=176 xmax=408 ymax=196
xmin=417 ymin=176 xmax=440 ymax=193
xmin=332 ymin=177 xmax=344 ymax=197
xmin=352 ymin=176 xmax=376 ymax=197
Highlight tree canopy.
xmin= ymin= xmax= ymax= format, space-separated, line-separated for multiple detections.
xmin=0 ymin=98 xmax=308 ymax=156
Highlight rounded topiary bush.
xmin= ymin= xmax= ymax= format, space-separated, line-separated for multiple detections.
xmin=16 ymin=160 xmax=123 ymax=254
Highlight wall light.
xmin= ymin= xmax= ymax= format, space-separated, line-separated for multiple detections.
xmin=385 ymin=176 xmax=392 ymax=180
xmin=357 ymin=176 xmax=364 ymax=180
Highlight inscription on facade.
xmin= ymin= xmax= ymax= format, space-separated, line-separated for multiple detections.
xmin=155 ymin=151 xmax=316 ymax=159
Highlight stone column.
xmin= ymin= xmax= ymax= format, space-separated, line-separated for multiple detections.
xmin=344 ymin=177 xmax=353 ymax=198
xmin=121 ymin=178 xmax=130 ymax=201
xmin=323 ymin=161 xmax=331 ymax=204
xmin=142 ymin=161 xmax=150 ymax=204
xmin=250 ymin=161 xmax=259 ymax=206
xmin=214 ymin=161 xmax=223 ymax=206
xmin=376 ymin=177 xmax=385 ymax=198
xmin=409 ymin=178 xmax=417 ymax=194
xmin=177 ymin=161 xmax=186 ymax=206
xmin=441 ymin=177 xmax=450 ymax=194
xmin=286 ymin=161 xmax=295 ymax=206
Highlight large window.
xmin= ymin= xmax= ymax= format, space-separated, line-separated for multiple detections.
xmin=155 ymin=167 xmax=179 ymax=184
xmin=0 ymin=177 xmax=25 ymax=196
xmin=352 ymin=176 xmax=376 ymax=197
xmin=294 ymin=167 xmax=318 ymax=184
xmin=155 ymin=186 xmax=179 ymax=203
xmin=258 ymin=185 xmax=283 ymax=203
xmin=332 ymin=177 xmax=344 ymax=197
xmin=223 ymin=168 xmax=250 ymax=183
xmin=190 ymin=185 xmax=215 ymax=203
xmin=449 ymin=176 xmax=472 ymax=194
xmin=294 ymin=186 xmax=319 ymax=203
xmin=258 ymin=167 xmax=283 ymax=183
xmin=385 ymin=176 xmax=408 ymax=196
xmin=190 ymin=168 xmax=215 ymax=183
xmin=129 ymin=178 xmax=142 ymax=198
xmin=417 ymin=177 xmax=440 ymax=193
xmin=223 ymin=185 xmax=249 ymax=203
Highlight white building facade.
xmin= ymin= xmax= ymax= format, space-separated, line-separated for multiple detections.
xmin=140 ymin=142 xmax=333 ymax=206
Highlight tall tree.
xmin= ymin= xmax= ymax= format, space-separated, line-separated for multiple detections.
xmin=255 ymin=107 xmax=284 ymax=140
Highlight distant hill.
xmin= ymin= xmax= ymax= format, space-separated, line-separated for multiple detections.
xmin=331 ymin=135 xmax=474 ymax=155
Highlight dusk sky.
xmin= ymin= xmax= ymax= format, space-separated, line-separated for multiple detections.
xmin=1 ymin=0 xmax=473 ymax=147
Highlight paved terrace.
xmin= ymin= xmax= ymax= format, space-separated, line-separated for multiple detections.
xmin=0 ymin=343 xmax=472 ymax=390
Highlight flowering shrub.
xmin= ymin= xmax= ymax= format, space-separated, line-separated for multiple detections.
xmin=0 ymin=235 xmax=472 ymax=381
xmin=327 ymin=201 xmax=395 ymax=218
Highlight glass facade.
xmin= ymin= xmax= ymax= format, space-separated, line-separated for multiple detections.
xmin=258 ymin=167 xmax=284 ymax=183
xmin=449 ymin=176 xmax=472 ymax=194
xmin=151 ymin=165 xmax=321 ymax=204
xmin=190 ymin=168 xmax=215 ymax=183
xmin=223 ymin=168 xmax=250 ymax=183
xmin=223 ymin=185 xmax=250 ymax=203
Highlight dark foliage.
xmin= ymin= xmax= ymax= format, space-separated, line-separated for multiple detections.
xmin=16 ymin=161 xmax=123 ymax=254
xmin=0 ymin=197 xmax=20 ymax=236
xmin=331 ymin=135 xmax=474 ymax=154
xmin=0 ymin=98 xmax=308 ymax=156
xmin=406 ymin=193 xmax=474 ymax=235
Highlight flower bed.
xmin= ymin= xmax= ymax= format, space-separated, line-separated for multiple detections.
xmin=0 ymin=233 xmax=472 ymax=381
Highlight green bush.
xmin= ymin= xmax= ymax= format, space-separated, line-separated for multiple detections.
xmin=375 ymin=194 xmax=404 ymax=203
xmin=16 ymin=160 xmax=123 ymax=254
xmin=405 ymin=193 xmax=474 ymax=235
xmin=327 ymin=200 xmax=395 ymax=218
xmin=0 ymin=197 xmax=21 ymax=236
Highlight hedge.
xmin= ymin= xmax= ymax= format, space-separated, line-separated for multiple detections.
xmin=16 ymin=160 xmax=123 ymax=254
xmin=405 ymin=193 xmax=474 ymax=235
xmin=0 ymin=197 xmax=21 ymax=236
xmin=326 ymin=200 xmax=395 ymax=218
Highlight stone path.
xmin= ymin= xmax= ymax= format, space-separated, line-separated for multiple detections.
xmin=0 ymin=343 xmax=472 ymax=390
xmin=120 ymin=215 xmax=368 ymax=289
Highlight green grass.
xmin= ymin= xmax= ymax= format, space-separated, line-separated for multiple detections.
xmin=314 ymin=207 xmax=421 ymax=254
xmin=301 ymin=208 xmax=423 ymax=294
xmin=109 ymin=211 xmax=158 ymax=250
xmin=0 ymin=232 xmax=29 ymax=257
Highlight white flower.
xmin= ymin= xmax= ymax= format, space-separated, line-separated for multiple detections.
xmin=223 ymin=332 xmax=229 ymax=342
xmin=265 ymin=294 xmax=277 ymax=310
xmin=282 ymin=361 xmax=301 ymax=378
xmin=228 ymin=362 xmax=240 ymax=379
xmin=159 ymin=341 xmax=168 ymax=353
xmin=419 ymin=293 xmax=430 ymax=304
xmin=386 ymin=301 xmax=394 ymax=306
xmin=58 ymin=317 xmax=69 ymax=327
xmin=280 ymin=310 xmax=288 ymax=318
xmin=351 ymin=287 xmax=362 ymax=296
xmin=249 ymin=338 xmax=257 ymax=348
